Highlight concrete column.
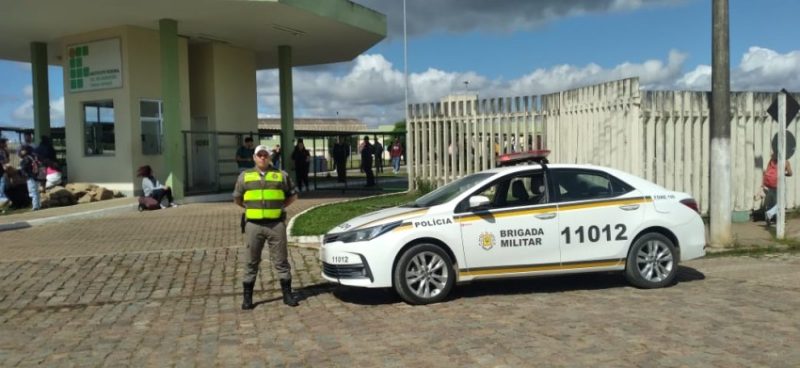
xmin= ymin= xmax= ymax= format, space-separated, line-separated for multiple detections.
xmin=278 ymin=45 xmax=295 ymax=178
xmin=710 ymin=0 xmax=732 ymax=247
xmin=160 ymin=19 xmax=184 ymax=199
xmin=30 ymin=42 xmax=51 ymax=142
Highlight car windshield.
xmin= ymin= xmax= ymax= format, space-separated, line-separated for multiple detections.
xmin=404 ymin=173 xmax=494 ymax=208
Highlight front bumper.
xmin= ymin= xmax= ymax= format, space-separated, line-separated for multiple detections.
xmin=322 ymin=254 xmax=373 ymax=282
xmin=319 ymin=239 xmax=396 ymax=288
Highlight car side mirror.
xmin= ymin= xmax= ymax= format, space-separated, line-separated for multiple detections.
xmin=468 ymin=195 xmax=491 ymax=210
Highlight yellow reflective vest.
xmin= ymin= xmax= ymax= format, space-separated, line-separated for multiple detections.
xmin=242 ymin=169 xmax=285 ymax=220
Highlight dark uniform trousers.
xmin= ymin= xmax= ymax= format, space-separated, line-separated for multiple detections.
xmin=243 ymin=220 xmax=291 ymax=283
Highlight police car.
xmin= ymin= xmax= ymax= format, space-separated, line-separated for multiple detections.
xmin=321 ymin=151 xmax=705 ymax=305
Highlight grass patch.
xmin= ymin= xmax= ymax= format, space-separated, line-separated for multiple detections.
xmin=706 ymin=239 xmax=800 ymax=258
xmin=291 ymin=192 xmax=420 ymax=236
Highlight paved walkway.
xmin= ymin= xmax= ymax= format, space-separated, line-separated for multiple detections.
xmin=1 ymin=192 xmax=799 ymax=366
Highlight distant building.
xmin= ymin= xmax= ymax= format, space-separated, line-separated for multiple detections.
xmin=258 ymin=118 xmax=368 ymax=134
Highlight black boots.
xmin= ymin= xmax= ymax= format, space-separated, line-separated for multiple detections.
xmin=242 ymin=280 xmax=299 ymax=309
xmin=280 ymin=279 xmax=299 ymax=307
xmin=242 ymin=281 xmax=255 ymax=310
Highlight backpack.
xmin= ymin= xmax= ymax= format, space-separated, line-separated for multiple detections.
xmin=31 ymin=157 xmax=47 ymax=181
xmin=21 ymin=155 xmax=45 ymax=181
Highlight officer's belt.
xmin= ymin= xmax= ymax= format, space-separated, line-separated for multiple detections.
xmin=247 ymin=218 xmax=284 ymax=225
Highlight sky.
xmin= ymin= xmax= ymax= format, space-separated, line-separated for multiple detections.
xmin=2 ymin=0 xmax=800 ymax=130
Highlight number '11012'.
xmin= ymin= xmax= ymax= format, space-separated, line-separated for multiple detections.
xmin=560 ymin=224 xmax=627 ymax=244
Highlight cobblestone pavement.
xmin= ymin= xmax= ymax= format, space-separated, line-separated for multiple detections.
xmin=1 ymin=197 xmax=799 ymax=367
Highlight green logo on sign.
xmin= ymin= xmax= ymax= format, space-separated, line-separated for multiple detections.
xmin=69 ymin=45 xmax=90 ymax=90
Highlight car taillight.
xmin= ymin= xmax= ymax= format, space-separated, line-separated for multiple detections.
xmin=680 ymin=198 xmax=700 ymax=214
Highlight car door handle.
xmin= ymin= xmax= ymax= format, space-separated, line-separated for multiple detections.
xmin=535 ymin=213 xmax=556 ymax=220
xmin=619 ymin=204 xmax=640 ymax=211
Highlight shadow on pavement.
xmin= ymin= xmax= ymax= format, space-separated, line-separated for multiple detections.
xmin=332 ymin=286 xmax=401 ymax=305
xmin=453 ymin=266 xmax=706 ymax=301
xmin=252 ymin=282 xmax=338 ymax=307
xmin=328 ymin=266 xmax=706 ymax=305
xmin=676 ymin=265 xmax=706 ymax=282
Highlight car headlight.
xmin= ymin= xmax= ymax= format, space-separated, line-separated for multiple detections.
xmin=338 ymin=221 xmax=402 ymax=243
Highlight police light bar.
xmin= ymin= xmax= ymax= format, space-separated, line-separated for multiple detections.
xmin=498 ymin=150 xmax=550 ymax=166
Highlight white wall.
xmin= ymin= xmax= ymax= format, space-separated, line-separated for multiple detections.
xmin=409 ymin=77 xmax=800 ymax=215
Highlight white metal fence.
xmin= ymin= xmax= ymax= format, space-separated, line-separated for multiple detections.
xmin=408 ymin=77 xmax=800 ymax=215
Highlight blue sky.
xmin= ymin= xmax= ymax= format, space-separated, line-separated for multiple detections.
xmin=3 ymin=0 xmax=800 ymax=130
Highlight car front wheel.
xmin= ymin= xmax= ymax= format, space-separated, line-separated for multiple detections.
xmin=625 ymin=232 xmax=678 ymax=288
xmin=393 ymin=243 xmax=455 ymax=305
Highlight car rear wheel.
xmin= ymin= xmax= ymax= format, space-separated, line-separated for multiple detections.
xmin=624 ymin=232 xmax=678 ymax=288
xmin=393 ymin=243 xmax=455 ymax=305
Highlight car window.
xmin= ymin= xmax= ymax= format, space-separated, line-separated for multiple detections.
xmin=458 ymin=170 xmax=547 ymax=211
xmin=405 ymin=172 xmax=494 ymax=208
xmin=609 ymin=175 xmax=634 ymax=195
xmin=552 ymin=169 xmax=617 ymax=202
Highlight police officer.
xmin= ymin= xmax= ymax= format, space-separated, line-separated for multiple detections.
xmin=234 ymin=144 xmax=300 ymax=309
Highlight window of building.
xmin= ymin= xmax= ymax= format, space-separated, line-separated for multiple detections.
xmin=140 ymin=100 xmax=163 ymax=155
xmin=84 ymin=101 xmax=115 ymax=156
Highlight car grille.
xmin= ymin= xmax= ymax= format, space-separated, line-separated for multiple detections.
xmin=323 ymin=262 xmax=372 ymax=281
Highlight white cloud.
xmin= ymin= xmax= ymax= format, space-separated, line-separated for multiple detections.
xmin=506 ymin=50 xmax=686 ymax=95
xmin=11 ymin=99 xmax=31 ymax=122
xmin=50 ymin=97 xmax=64 ymax=126
xmin=669 ymin=47 xmax=800 ymax=91
xmin=256 ymin=47 xmax=800 ymax=126
xmin=734 ymin=47 xmax=800 ymax=91
xmin=10 ymin=85 xmax=65 ymax=127
xmin=676 ymin=65 xmax=711 ymax=90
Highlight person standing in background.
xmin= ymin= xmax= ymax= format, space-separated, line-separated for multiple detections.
xmin=235 ymin=137 xmax=255 ymax=173
xmin=360 ymin=136 xmax=375 ymax=187
xmin=373 ymin=137 xmax=384 ymax=174
xmin=18 ymin=147 xmax=40 ymax=211
xmin=271 ymin=144 xmax=282 ymax=169
xmin=332 ymin=136 xmax=349 ymax=183
xmin=762 ymin=150 xmax=793 ymax=225
xmin=21 ymin=131 xmax=34 ymax=153
xmin=291 ymin=139 xmax=310 ymax=191
xmin=390 ymin=140 xmax=403 ymax=175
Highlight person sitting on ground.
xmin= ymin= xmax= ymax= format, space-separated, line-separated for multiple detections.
xmin=44 ymin=160 xmax=63 ymax=190
xmin=137 ymin=165 xmax=177 ymax=208
xmin=2 ymin=166 xmax=30 ymax=209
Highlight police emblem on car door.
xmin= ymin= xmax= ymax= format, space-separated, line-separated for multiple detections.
xmin=457 ymin=170 xmax=560 ymax=276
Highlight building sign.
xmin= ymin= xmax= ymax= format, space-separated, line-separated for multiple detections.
xmin=68 ymin=38 xmax=122 ymax=92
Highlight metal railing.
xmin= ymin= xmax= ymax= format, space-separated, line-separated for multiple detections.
xmin=183 ymin=130 xmax=407 ymax=194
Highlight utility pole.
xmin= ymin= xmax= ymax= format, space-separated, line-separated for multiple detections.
xmin=710 ymin=0 xmax=732 ymax=247
xmin=404 ymin=0 xmax=414 ymax=191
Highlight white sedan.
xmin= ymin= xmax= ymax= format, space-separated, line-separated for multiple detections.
xmin=320 ymin=153 xmax=705 ymax=305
